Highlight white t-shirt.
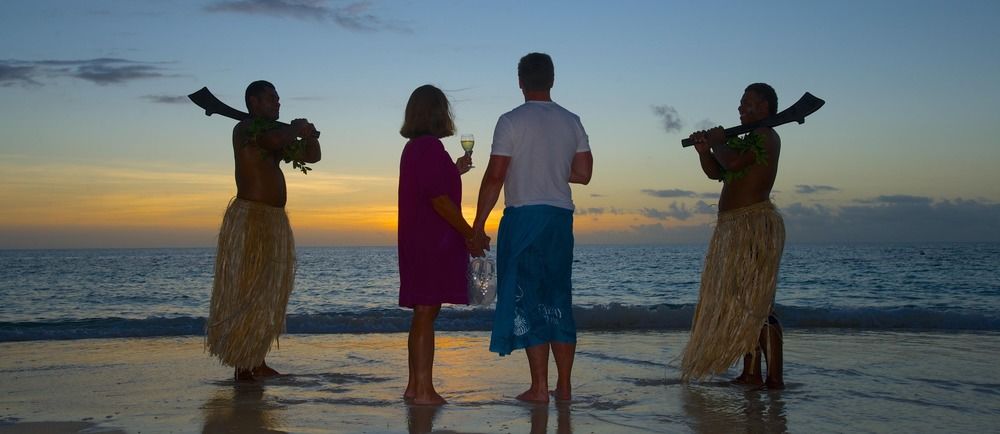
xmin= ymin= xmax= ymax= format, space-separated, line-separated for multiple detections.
xmin=491 ymin=101 xmax=591 ymax=210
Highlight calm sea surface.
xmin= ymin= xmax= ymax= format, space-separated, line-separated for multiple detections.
xmin=1 ymin=243 xmax=998 ymax=341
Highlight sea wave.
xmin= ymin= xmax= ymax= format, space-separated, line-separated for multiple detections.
xmin=1 ymin=304 xmax=998 ymax=342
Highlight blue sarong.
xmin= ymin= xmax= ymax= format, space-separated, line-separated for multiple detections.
xmin=489 ymin=205 xmax=576 ymax=356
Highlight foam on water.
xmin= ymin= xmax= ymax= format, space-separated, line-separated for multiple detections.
xmin=2 ymin=303 xmax=998 ymax=342
xmin=1 ymin=244 xmax=998 ymax=342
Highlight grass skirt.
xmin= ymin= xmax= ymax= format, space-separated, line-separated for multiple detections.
xmin=206 ymin=198 xmax=295 ymax=369
xmin=680 ymin=201 xmax=785 ymax=381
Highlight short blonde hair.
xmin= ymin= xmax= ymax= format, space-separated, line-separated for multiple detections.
xmin=400 ymin=84 xmax=455 ymax=139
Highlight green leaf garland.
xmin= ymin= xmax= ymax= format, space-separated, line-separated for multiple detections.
xmin=719 ymin=132 xmax=766 ymax=183
xmin=246 ymin=118 xmax=312 ymax=174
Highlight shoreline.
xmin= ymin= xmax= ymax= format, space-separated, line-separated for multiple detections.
xmin=2 ymin=331 xmax=999 ymax=433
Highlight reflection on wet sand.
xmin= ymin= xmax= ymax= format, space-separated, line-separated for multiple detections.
xmin=681 ymin=384 xmax=787 ymax=433
xmin=404 ymin=400 xmax=574 ymax=434
xmin=529 ymin=401 xmax=573 ymax=434
xmin=202 ymin=384 xmax=287 ymax=434
xmin=406 ymin=404 xmax=441 ymax=434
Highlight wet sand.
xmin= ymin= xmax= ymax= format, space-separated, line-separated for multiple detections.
xmin=2 ymin=331 xmax=998 ymax=433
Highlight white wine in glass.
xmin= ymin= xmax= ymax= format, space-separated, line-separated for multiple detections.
xmin=460 ymin=134 xmax=475 ymax=168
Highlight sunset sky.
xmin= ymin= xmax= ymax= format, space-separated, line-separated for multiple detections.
xmin=2 ymin=0 xmax=999 ymax=249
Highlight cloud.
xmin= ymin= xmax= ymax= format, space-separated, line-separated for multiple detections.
xmin=141 ymin=95 xmax=189 ymax=104
xmin=695 ymin=119 xmax=718 ymax=131
xmin=692 ymin=200 xmax=716 ymax=214
xmin=795 ymin=184 xmax=839 ymax=194
xmin=640 ymin=201 xmax=715 ymax=221
xmin=0 ymin=59 xmax=174 ymax=87
xmin=641 ymin=188 xmax=696 ymax=198
xmin=576 ymin=207 xmax=605 ymax=216
xmin=67 ymin=60 xmax=170 ymax=85
xmin=0 ymin=63 xmax=41 ymax=87
xmin=576 ymin=207 xmax=626 ymax=216
xmin=856 ymin=194 xmax=933 ymax=205
xmin=651 ymin=104 xmax=683 ymax=133
xmin=783 ymin=198 xmax=1000 ymax=242
xmin=640 ymin=208 xmax=674 ymax=220
xmin=579 ymin=196 xmax=1000 ymax=244
xmin=206 ymin=0 xmax=330 ymax=17
xmin=333 ymin=1 xmax=395 ymax=31
xmin=576 ymin=222 xmax=714 ymax=245
xmin=205 ymin=0 xmax=410 ymax=32
xmin=641 ymin=188 xmax=719 ymax=199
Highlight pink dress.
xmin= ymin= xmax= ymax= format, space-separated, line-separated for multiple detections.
xmin=397 ymin=135 xmax=469 ymax=307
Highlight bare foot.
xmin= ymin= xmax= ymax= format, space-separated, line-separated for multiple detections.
xmin=517 ymin=389 xmax=550 ymax=403
xmin=411 ymin=391 xmax=446 ymax=406
xmin=731 ymin=373 xmax=764 ymax=386
xmin=403 ymin=388 xmax=416 ymax=401
xmin=764 ymin=377 xmax=785 ymax=390
xmin=553 ymin=388 xmax=571 ymax=402
xmin=251 ymin=363 xmax=280 ymax=378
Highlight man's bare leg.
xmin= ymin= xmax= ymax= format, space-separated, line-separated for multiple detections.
xmin=732 ymin=343 xmax=763 ymax=386
xmin=409 ymin=304 xmax=445 ymax=405
xmin=763 ymin=315 xmax=785 ymax=389
xmin=551 ymin=342 xmax=575 ymax=401
xmin=517 ymin=343 xmax=550 ymax=403
xmin=235 ymin=367 xmax=255 ymax=382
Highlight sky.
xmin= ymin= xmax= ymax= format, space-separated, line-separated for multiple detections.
xmin=1 ymin=0 xmax=999 ymax=249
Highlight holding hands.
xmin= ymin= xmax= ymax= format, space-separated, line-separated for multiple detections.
xmin=466 ymin=230 xmax=490 ymax=258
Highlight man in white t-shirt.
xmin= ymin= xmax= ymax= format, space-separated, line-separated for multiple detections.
xmin=471 ymin=52 xmax=593 ymax=403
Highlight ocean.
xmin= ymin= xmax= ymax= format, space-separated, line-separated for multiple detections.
xmin=3 ymin=243 xmax=1000 ymax=433
xmin=2 ymin=243 xmax=998 ymax=342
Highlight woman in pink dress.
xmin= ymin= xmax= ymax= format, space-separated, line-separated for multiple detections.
xmin=397 ymin=85 xmax=483 ymax=405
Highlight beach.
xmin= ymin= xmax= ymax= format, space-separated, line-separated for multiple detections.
xmin=3 ymin=330 xmax=999 ymax=433
xmin=2 ymin=244 xmax=998 ymax=432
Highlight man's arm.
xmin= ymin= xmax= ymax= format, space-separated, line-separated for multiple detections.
xmin=697 ymin=153 xmax=724 ymax=180
xmin=471 ymin=155 xmax=510 ymax=245
xmin=431 ymin=195 xmax=487 ymax=256
xmin=569 ymin=151 xmax=593 ymax=185
xmin=249 ymin=118 xmax=314 ymax=153
xmin=704 ymin=126 xmax=758 ymax=173
xmin=690 ymin=131 xmax=723 ymax=180
xmin=300 ymin=122 xmax=321 ymax=163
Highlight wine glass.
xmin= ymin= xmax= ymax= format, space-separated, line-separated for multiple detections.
xmin=460 ymin=134 xmax=475 ymax=168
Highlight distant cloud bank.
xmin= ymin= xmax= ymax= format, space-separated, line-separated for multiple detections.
xmin=855 ymin=194 xmax=932 ymax=205
xmin=782 ymin=197 xmax=999 ymax=242
xmin=576 ymin=195 xmax=1000 ymax=244
xmin=576 ymin=207 xmax=625 ymax=216
xmin=642 ymin=188 xmax=696 ymax=198
xmin=795 ymin=184 xmax=839 ymax=194
xmin=639 ymin=201 xmax=715 ymax=221
xmin=641 ymin=189 xmax=719 ymax=199
xmin=141 ymin=95 xmax=189 ymax=104
xmin=0 ymin=58 xmax=174 ymax=87
xmin=205 ymin=0 xmax=411 ymax=32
